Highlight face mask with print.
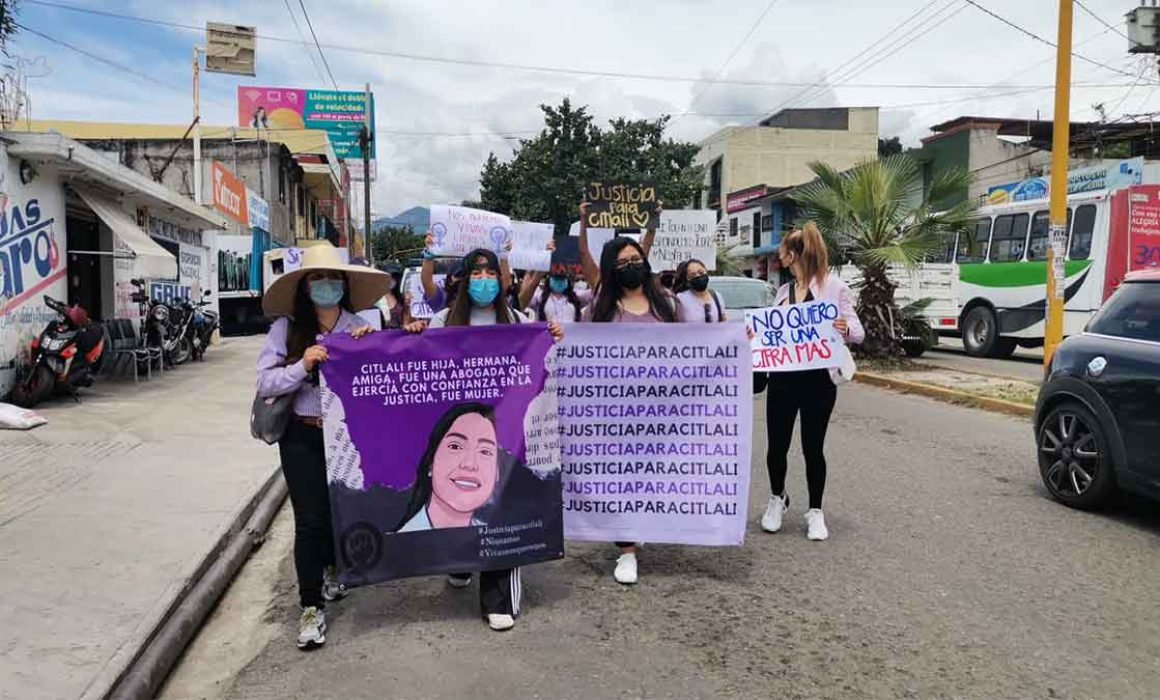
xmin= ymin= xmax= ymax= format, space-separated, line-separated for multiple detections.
xmin=689 ymin=275 xmax=710 ymax=293
xmin=308 ymin=279 xmax=345 ymax=308
xmin=616 ymin=262 xmax=647 ymax=290
xmin=468 ymin=278 xmax=501 ymax=306
xmin=549 ymin=276 xmax=569 ymax=294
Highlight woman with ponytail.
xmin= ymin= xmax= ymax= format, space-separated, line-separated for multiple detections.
xmin=759 ymin=222 xmax=863 ymax=542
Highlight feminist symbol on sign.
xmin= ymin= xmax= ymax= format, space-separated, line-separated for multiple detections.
xmin=432 ymin=222 xmax=448 ymax=249
xmin=488 ymin=225 xmax=510 ymax=253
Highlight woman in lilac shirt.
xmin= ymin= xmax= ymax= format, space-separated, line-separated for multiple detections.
xmin=256 ymin=246 xmax=386 ymax=650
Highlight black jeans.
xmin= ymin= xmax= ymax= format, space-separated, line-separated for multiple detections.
xmin=449 ymin=569 xmax=523 ymax=617
xmin=765 ymin=370 xmax=838 ymax=510
xmin=279 ymin=421 xmax=337 ymax=609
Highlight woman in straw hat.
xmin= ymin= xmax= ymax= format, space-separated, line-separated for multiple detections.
xmin=256 ymin=244 xmax=388 ymax=650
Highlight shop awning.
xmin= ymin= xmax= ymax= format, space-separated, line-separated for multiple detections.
xmin=75 ymin=186 xmax=178 ymax=280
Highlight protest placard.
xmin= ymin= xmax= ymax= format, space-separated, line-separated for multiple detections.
xmin=568 ymin=221 xmax=626 ymax=266
xmin=320 ymin=325 xmax=563 ymax=586
xmin=428 ymin=204 xmax=512 ymax=258
xmin=509 ymin=221 xmax=555 ymax=272
xmin=745 ymin=301 xmax=847 ymax=372
xmin=583 ymin=181 xmax=660 ymax=229
xmin=648 ymin=210 xmax=718 ymax=272
xmin=551 ymin=236 xmax=584 ymax=278
xmin=557 ymin=323 xmax=753 ymax=546
xmin=407 ymin=273 xmax=442 ymax=319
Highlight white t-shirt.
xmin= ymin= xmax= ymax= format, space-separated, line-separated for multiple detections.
xmin=428 ymin=306 xmax=531 ymax=327
xmin=530 ymin=288 xmax=593 ymax=323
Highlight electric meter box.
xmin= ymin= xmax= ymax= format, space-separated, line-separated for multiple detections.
xmin=1127 ymin=6 xmax=1160 ymax=54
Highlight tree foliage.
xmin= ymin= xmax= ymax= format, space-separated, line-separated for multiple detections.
xmin=479 ymin=98 xmax=703 ymax=235
xmin=794 ymin=155 xmax=975 ymax=358
xmin=0 ymin=1 xmax=17 ymax=55
xmin=370 ymin=225 xmax=424 ymax=264
xmin=877 ymin=136 xmax=902 ymax=158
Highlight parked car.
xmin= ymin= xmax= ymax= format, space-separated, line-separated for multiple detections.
xmin=1034 ymin=269 xmax=1160 ymax=509
xmin=709 ymin=276 xmax=774 ymax=317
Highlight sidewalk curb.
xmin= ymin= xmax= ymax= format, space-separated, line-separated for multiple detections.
xmin=102 ymin=468 xmax=288 ymax=700
xmin=855 ymin=371 xmax=1034 ymax=418
xmin=915 ymin=360 xmax=1043 ymax=384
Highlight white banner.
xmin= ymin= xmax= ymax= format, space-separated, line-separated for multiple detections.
xmin=649 ymin=210 xmax=717 ymax=272
xmin=509 ymin=221 xmax=554 ymax=272
xmin=428 ymin=205 xmax=512 ymax=257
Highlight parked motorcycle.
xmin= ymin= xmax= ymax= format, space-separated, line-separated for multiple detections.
xmin=10 ymin=296 xmax=107 ymax=407
xmin=187 ymin=291 xmax=218 ymax=362
xmin=130 ymin=279 xmax=170 ymax=366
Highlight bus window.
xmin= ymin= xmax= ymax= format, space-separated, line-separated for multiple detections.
xmin=990 ymin=213 xmax=1029 ymax=262
xmin=926 ymin=230 xmax=957 ymax=263
xmin=1069 ymin=204 xmax=1096 ymax=259
xmin=1028 ymin=209 xmax=1072 ymax=261
xmin=956 ymin=218 xmax=991 ymax=263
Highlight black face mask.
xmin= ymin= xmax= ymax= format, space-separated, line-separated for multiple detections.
xmin=689 ymin=275 xmax=710 ymax=293
xmin=616 ymin=262 xmax=647 ymax=290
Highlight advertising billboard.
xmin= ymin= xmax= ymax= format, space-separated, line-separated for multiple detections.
xmin=237 ymin=86 xmax=376 ymax=165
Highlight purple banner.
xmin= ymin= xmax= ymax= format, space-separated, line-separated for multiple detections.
xmin=319 ymin=325 xmax=563 ymax=585
xmin=557 ymin=324 xmax=753 ymax=546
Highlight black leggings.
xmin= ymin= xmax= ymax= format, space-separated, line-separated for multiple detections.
xmin=279 ymin=421 xmax=337 ymax=609
xmin=765 ymin=370 xmax=837 ymax=510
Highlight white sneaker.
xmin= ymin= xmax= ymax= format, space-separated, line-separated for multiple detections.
xmin=614 ymin=553 xmax=638 ymax=585
xmin=487 ymin=614 xmax=516 ymax=631
xmin=761 ymin=493 xmax=789 ymax=533
xmin=296 ymin=606 xmax=326 ymax=650
xmin=447 ymin=573 xmax=472 ymax=589
xmin=805 ymin=509 xmax=829 ymax=541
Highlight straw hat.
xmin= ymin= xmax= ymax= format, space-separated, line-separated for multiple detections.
xmin=262 ymin=245 xmax=391 ymax=317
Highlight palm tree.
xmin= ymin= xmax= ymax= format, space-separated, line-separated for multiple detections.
xmin=794 ymin=155 xmax=975 ymax=358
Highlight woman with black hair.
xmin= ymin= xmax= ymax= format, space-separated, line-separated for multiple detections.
xmin=377 ymin=268 xmax=410 ymax=329
xmin=256 ymin=246 xmax=387 ymax=650
xmin=519 ymin=269 xmax=591 ymax=323
xmin=576 ymin=203 xmax=679 ymax=585
xmin=404 ymin=247 xmax=563 ymax=631
xmin=673 ymin=258 xmax=726 ymax=323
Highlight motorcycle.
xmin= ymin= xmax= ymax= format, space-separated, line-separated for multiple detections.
xmin=187 ymin=291 xmax=218 ymax=362
xmin=130 ymin=279 xmax=171 ymax=366
xmin=10 ymin=296 xmax=107 ymax=408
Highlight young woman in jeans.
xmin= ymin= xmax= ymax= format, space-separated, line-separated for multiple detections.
xmin=578 ymin=202 xmax=680 ymax=585
xmin=405 ymin=247 xmax=564 ymax=631
xmin=759 ymin=223 xmax=864 ymax=541
xmin=256 ymin=246 xmax=387 ymax=650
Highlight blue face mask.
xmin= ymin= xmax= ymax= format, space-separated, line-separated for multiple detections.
xmin=468 ymin=277 xmax=500 ymax=306
xmin=549 ymin=277 xmax=569 ymax=294
xmin=308 ymin=279 xmax=345 ymax=308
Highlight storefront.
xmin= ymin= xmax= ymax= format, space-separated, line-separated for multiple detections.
xmin=0 ymin=132 xmax=226 ymax=396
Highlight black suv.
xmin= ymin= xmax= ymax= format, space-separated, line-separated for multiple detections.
xmin=1035 ymin=270 xmax=1160 ymax=509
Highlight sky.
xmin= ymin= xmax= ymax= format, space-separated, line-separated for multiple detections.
xmin=8 ymin=0 xmax=1159 ymax=220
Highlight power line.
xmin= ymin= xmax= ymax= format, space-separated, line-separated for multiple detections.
xmin=963 ymin=0 xmax=1145 ymax=81
xmin=17 ymin=0 xmax=1146 ymax=92
xmin=671 ymin=0 xmax=781 ymax=125
xmin=1074 ymin=0 xmax=1134 ymax=44
xmin=282 ymin=0 xmax=327 ymax=86
xmin=296 ymin=0 xmax=339 ymax=91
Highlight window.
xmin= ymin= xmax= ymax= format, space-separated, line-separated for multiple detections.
xmin=927 ymin=231 xmax=957 ymax=263
xmin=761 ymin=214 xmax=774 ymax=233
xmin=1028 ymin=209 xmax=1073 ymax=261
xmin=729 ymin=217 xmax=738 ymax=238
xmin=752 ymin=211 xmax=763 ymax=249
xmin=990 ymin=213 xmax=1030 ymax=262
xmin=956 ymin=218 xmax=991 ymax=263
xmin=1086 ymin=282 xmax=1160 ymax=343
xmin=1069 ymin=204 xmax=1096 ymax=260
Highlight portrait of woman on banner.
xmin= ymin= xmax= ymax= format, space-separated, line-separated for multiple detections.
xmin=394 ymin=403 xmax=507 ymax=532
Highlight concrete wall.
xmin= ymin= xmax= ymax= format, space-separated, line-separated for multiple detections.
xmin=966 ymin=127 xmax=1051 ymax=202
xmin=697 ymin=107 xmax=879 ymax=210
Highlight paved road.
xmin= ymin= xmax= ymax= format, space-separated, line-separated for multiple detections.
xmin=920 ymin=337 xmax=1046 ymax=383
xmin=164 ymin=385 xmax=1160 ymax=700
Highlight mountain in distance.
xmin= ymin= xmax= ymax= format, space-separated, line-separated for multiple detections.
xmin=373 ymin=206 xmax=429 ymax=232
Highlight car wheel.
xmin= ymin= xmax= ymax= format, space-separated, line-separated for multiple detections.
xmin=962 ymin=306 xmax=997 ymax=358
xmin=1037 ymin=402 xmax=1116 ymax=509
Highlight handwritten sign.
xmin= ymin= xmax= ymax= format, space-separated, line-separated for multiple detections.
xmin=745 ymin=301 xmax=847 ymax=372
xmin=509 ymin=221 xmax=554 ymax=272
xmin=649 ymin=210 xmax=717 ymax=272
xmin=428 ymin=205 xmax=512 ymax=258
xmin=568 ymin=221 xmax=627 ymax=267
xmin=584 ymin=181 xmax=659 ymax=229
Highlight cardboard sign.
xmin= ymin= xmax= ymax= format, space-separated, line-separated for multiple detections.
xmin=508 ymin=221 xmax=555 ymax=272
xmin=584 ymin=182 xmax=659 ymax=229
xmin=745 ymin=301 xmax=848 ymax=372
xmin=428 ymin=205 xmax=512 ymax=258
xmin=649 ymin=210 xmax=717 ymax=272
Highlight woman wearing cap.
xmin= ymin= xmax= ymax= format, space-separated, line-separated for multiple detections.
xmin=406 ymin=247 xmax=563 ymax=632
xmin=256 ymin=245 xmax=389 ymax=650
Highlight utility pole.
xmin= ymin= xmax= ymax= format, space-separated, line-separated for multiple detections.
xmin=360 ymin=82 xmax=373 ymax=264
xmin=192 ymin=46 xmax=204 ymax=205
xmin=1045 ymin=0 xmax=1073 ymax=367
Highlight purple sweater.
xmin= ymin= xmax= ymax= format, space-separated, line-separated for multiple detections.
xmin=255 ymin=310 xmax=363 ymax=417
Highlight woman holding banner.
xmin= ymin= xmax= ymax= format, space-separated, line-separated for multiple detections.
xmin=256 ymin=245 xmax=388 ymax=650
xmin=577 ymin=202 xmax=681 ymax=585
xmin=673 ymin=259 xmax=726 ymax=323
xmin=759 ymin=223 xmax=863 ymax=542
xmin=406 ymin=247 xmax=563 ymax=631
